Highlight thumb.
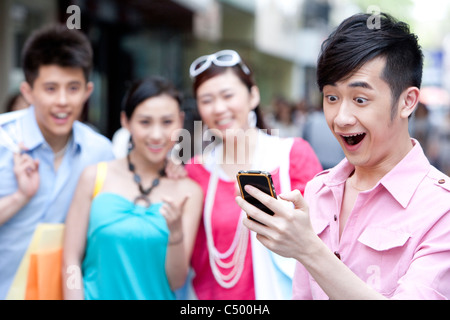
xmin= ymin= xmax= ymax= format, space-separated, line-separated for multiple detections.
xmin=279 ymin=189 xmax=307 ymax=210
xmin=178 ymin=194 xmax=190 ymax=211
xmin=163 ymin=194 xmax=190 ymax=211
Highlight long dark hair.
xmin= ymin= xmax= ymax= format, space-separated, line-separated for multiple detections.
xmin=192 ymin=60 xmax=268 ymax=130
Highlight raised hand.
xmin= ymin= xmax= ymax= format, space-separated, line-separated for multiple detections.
xmin=160 ymin=195 xmax=189 ymax=245
xmin=13 ymin=151 xmax=40 ymax=201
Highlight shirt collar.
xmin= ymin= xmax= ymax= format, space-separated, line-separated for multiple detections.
xmin=22 ymin=106 xmax=82 ymax=153
xmin=71 ymin=121 xmax=85 ymax=153
xmin=321 ymin=139 xmax=430 ymax=209
xmin=21 ymin=106 xmax=45 ymax=151
xmin=379 ymin=139 xmax=430 ymax=208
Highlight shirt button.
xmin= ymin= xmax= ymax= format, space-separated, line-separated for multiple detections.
xmin=438 ymin=179 xmax=445 ymax=184
xmin=334 ymin=251 xmax=341 ymax=260
xmin=334 ymin=214 xmax=337 ymax=221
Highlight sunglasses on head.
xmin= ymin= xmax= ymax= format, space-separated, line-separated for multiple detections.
xmin=189 ymin=49 xmax=251 ymax=79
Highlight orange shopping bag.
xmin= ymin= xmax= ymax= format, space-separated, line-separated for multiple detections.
xmin=6 ymin=223 xmax=64 ymax=300
xmin=25 ymin=247 xmax=63 ymax=300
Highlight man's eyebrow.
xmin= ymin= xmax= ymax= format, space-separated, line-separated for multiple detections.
xmin=348 ymin=81 xmax=373 ymax=90
xmin=42 ymin=80 xmax=83 ymax=86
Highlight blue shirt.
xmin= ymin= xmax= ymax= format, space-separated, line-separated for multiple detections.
xmin=0 ymin=106 xmax=115 ymax=299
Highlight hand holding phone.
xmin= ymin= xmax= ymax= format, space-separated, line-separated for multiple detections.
xmin=236 ymin=170 xmax=277 ymax=220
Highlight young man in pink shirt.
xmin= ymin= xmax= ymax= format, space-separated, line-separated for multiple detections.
xmin=236 ymin=12 xmax=450 ymax=299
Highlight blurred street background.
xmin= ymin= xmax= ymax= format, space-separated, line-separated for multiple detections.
xmin=1 ymin=0 xmax=449 ymax=174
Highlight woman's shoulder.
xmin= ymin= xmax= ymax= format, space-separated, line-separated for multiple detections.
xmin=288 ymin=137 xmax=323 ymax=183
xmin=185 ymin=155 xmax=209 ymax=177
xmin=80 ymin=162 xmax=100 ymax=182
xmin=185 ymin=153 xmax=206 ymax=166
xmin=169 ymin=176 xmax=203 ymax=195
xmin=83 ymin=158 xmax=127 ymax=184
xmin=163 ymin=177 xmax=204 ymax=208
xmin=290 ymin=136 xmax=314 ymax=151
xmin=290 ymin=137 xmax=321 ymax=162
xmin=104 ymin=158 xmax=127 ymax=172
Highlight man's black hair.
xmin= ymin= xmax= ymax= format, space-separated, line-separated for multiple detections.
xmin=317 ymin=13 xmax=423 ymax=118
xmin=21 ymin=24 xmax=93 ymax=86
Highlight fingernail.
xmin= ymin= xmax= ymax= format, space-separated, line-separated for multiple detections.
xmin=244 ymin=185 xmax=255 ymax=192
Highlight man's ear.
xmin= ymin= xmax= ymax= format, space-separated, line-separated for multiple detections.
xmin=83 ymin=81 xmax=94 ymax=103
xmin=19 ymin=81 xmax=34 ymax=106
xmin=400 ymin=86 xmax=420 ymax=119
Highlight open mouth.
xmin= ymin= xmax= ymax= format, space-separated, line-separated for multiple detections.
xmin=147 ymin=143 xmax=165 ymax=153
xmin=216 ymin=118 xmax=234 ymax=129
xmin=54 ymin=112 xmax=69 ymax=119
xmin=341 ymin=133 xmax=366 ymax=146
xmin=217 ymin=118 xmax=232 ymax=125
xmin=52 ymin=112 xmax=70 ymax=124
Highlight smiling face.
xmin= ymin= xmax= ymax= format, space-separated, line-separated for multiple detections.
xmin=323 ymin=57 xmax=418 ymax=171
xmin=195 ymin=68 xmax=260 ymax=141
xmin=123 ymin=94 xmax=183 ymax=165
xmin=20 ymin=64 xmax=93 ymax=147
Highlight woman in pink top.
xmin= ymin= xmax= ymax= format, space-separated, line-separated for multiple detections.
xmin=184 ymin=50 xmax=322 ymax=299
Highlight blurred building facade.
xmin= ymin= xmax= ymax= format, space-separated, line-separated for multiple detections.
xmin=0 ymin=0 xmax=338 ymax=138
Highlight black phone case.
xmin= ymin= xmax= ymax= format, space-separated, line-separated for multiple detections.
xmin=236 ymin=170 xmax=277 ymax=217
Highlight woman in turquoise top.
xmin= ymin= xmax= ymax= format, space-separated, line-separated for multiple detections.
xmin=62 ymin=77 xmax=203 ymax=300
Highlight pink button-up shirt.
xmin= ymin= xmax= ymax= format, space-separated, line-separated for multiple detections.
xmin=293 ymin=140 xmax=450 ymax=299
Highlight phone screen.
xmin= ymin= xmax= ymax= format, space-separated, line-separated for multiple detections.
xmin=237 ymin=171 xmax=277 ymax=216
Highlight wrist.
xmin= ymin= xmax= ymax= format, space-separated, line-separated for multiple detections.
xmin=295 ymin=233 xmax=329 ymax=266
xmin=12 ymin=190 xmax=31 ymax=207
xmin=168 ymin=231 xmax=184 ymax=245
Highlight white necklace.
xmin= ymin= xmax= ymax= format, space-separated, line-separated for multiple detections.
xmin=203 ymin=144 xmax=249 ymax=288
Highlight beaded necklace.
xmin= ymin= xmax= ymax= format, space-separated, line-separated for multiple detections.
xmin=127 ymin=153 xmax=165 ymax=207
xmin=203 ymin=144 xmax=249 ymax=288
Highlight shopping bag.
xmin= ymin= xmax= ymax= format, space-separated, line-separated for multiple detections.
xmin=25 ymin=247 xmax=63 ymax=300
xmin=6 ymin=223 xmax=65 ymax=300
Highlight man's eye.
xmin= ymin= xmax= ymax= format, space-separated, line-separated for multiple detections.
xmin=355 ymin=97 xmax=368 ymax=104
xmin=326 ymin=95 xmax=338 ymax=102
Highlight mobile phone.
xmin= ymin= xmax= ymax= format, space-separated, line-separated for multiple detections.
xmin=236 ymin=170 xmax=277 ymax=219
